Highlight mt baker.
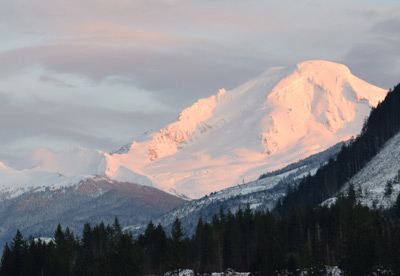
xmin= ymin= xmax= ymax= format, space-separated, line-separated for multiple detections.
xmin=0 ymin=60 xmax=387 ymax=200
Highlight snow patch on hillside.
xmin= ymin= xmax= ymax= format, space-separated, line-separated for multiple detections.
xmin=323 ymin=131 xmax=400 ymax=209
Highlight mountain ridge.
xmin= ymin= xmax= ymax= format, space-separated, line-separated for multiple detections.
xmin=126 ymin=141 xmax=345 ymax=236
xmin=0 ymin=60 xmax=387 ymax=199
xmin=106 ymin=60 xmax=387 ymax=198
xmin=0 ymin=176 xmax=186 ymax=247
xmin=281 ymin=82 xmax=400 ymax=211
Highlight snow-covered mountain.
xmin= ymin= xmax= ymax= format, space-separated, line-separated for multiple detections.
xmin=0 ymin=60 xmax=387 ymax=199
xmin=106 ymin=60 xmax=387 ymax=198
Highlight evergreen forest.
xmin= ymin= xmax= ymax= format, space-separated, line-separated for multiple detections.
xmin=3 ymin=194 xmax=400 ymax=275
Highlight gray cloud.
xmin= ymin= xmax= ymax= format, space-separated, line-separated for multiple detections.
xmin=1 ymin=0 xmax=400 ymax=163
xmin=0 ymin=42 xmax=274 ymax=106
xmin=0 ymin=92 xmax=176 ymax=160
xmin=38 ymin=75 xmax=74 ymax=88
xmin=342 ymin=17 xmax=400 ymax=89
xmin=371 ymin=18 xmax=400 ymax=39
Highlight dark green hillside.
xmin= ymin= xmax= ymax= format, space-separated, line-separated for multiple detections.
xmin=281 ymin=84 xmax=400 ymax=210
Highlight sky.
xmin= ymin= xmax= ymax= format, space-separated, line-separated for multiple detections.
xmin=0 ymin=0 xmax=399 ymax=166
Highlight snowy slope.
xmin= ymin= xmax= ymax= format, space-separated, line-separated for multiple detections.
xmin=0 ymin=146 xmax=153 ymax=200
xmin=127 ymin=142 xmax=344 ymax=236
xmin=323 ymin=131 xmax=400 ymax=209
xmin=107 ymin=60 xmax=387 ymax=198
xmin=0 ymin=60 xmax=387 ymax=199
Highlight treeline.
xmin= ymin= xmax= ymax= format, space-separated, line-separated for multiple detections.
xmin=137 ymin=191 xmax=400 ymax=275
xmin=282 ymin=83 xmax=400 ymax=210
xmin=0 ymin=219 xmax=140 ymax=276
xmin=3 ymin=191 xmax=400 ymax=275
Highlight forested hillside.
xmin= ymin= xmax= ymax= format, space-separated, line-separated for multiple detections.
xmin=3 ymin=192 xmax=400 ymax=275
xmin=281 ymin=83 xmax=400 ymax=210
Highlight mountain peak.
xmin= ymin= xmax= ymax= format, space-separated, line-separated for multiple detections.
xmin=297 ymin=60 xmax=351 ymax=73
xmin=0 ymin=60 xmax=388 ymax=199
xmin=106 ymin=60 xmax=387 ymax=198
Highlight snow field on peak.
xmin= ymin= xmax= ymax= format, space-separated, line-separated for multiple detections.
xmin=0 ymin=146 xmax=153 ymax=199
xmin=0 ymin=60 xmax=388 ymax=199
xmin=108 ymin=60 xmax=387 ymax=198
xmin=29 ymin=146 xmax=107 ymax=176
xmin=0 ymin=146 xmax=103 ymax=199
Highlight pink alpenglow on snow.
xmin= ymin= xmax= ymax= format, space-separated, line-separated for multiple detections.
xmin=106 ymin=60 xmax=387 ymax=198
xmin=0 ymin=61 xmax=388 ymax=199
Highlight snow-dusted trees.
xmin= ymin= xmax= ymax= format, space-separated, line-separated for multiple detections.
xmin=282 ymin=83 xmax=400 ymax=211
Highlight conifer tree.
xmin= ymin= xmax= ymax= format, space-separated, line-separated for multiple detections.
xmin=168 ymin=218 xmax=185 ymax=274
xmin=0 ymin=243 xmax=12 ymax=276
xmin=139 ymin=221 xmax=168 ymax=274
xmin=0 ymin=230 xmax=27 ymax=276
